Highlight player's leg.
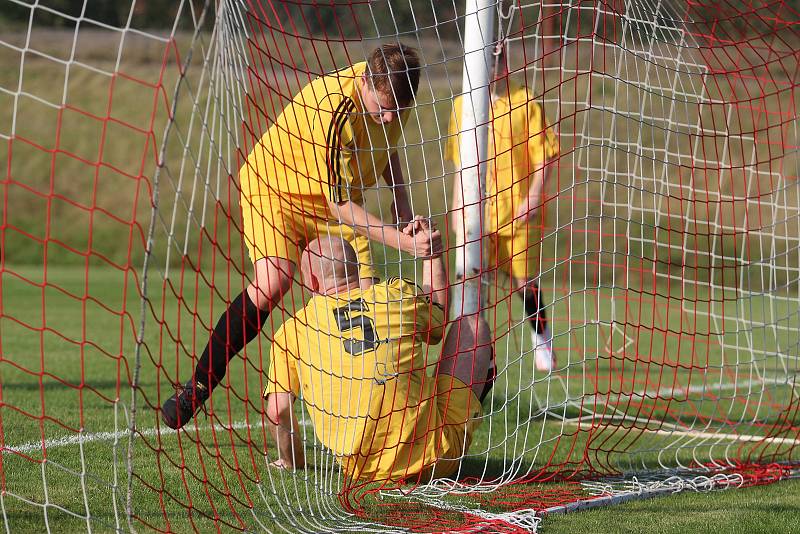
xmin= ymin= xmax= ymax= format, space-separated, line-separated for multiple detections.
xmin=419 ymin=314 xmax=493 ymax=481
xmin=515 ymin=277 xmax=554 ymax=372
xmin=436 ymin=313 xmax=494 ymax=402
xmin=197 ymin=256 xmax=294 ymax=391
xmin=161 ymin=193 xmax=299 ymax=429
xmin=160 ymin=257 xmax=295 ymax=429
xmin=504 ymin=230 xmax=554 ymax=372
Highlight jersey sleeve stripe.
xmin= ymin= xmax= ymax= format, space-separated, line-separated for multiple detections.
xmin=333 ymin=99 xmax=357 ymax=202
xmin=400 ymin=277 xmax=425 ymax=293
xmin=325 ymin=98 xmax=349 ymax=202
xmin=326 ymin=97 xmax=356 ymax=203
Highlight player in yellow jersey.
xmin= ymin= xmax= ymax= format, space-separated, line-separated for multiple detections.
xmin=162 ymin=44 xmax=437 ymax=429
xmin=446 ymin=43 xmax=559 ymax=373
xmin=264 ymin=220 xmax=494 ymax=482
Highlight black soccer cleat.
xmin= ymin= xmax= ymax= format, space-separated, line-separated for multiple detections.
xmin=161 ymin=380 xmax=210 ymax=429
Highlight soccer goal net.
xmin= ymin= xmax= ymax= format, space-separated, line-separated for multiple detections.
xmin=1 ymin=0 xmax=798 ymax=532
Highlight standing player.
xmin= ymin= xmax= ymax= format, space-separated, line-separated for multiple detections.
xmin=161 ymin=44 xmax=433 ymax=429
xmin=264 ymin=221 xmax=494 ymax=482
xmin=446 ymin=43 xmax=559 ymax=372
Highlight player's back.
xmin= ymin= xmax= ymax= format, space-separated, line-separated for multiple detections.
xmin=451 ymin=84 xmax=553 ymax=191
xmin=448 ymin=83 xmax=558 ymax=231
xmin=239 ymin=66 xmax=358 ymax=205
xmin=277 ymin=277 xmax=445 ymax=476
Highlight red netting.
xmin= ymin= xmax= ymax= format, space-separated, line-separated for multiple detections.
xmin=1 ymin=0 xmax=799 ymax=532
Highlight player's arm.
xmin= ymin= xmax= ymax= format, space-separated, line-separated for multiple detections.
xmin=382 ymin=151 xmax=413 ymax=225
xmin=266 ymin=392 xmax=305 ymax=470
xmin=514 ymin=159 xmax=551 ymax=225
xmin=403 ymin=217 xmax=448 ymax=314
xmin=423 ymin=246 xmax=448 ymax=316
xmin=329 ymin=199 xmax=437 ymax=257
xmin=515 ymin=104 xmax=559 ymax=225
xmin=263 ymin=324 xmax=305 ymax=470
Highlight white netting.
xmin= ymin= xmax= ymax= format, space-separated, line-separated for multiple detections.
xmin=1 ymin=0 xmax=798 ymax=532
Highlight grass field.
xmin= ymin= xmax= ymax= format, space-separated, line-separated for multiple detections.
xmin=543 ymin=478 xmax=800 ymax=533
xmin=2 ymin=20 xmax=800 ymax=534
xmin=1 ymin=264 xmax=798 ymax=532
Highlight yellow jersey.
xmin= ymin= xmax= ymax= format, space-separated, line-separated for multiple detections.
xmin=240 ymin=62 xmax=409 ymax=218
xmin=446 ymin=82 xmax=559 ymax=233
xmin=264 ymin=277 xmax=448 ymax=481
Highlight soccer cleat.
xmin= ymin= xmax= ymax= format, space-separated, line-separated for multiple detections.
xmin=532 ymin=328 xmax=555 ymax=373
xmin=161 ymin=380 xmax=210 ymax=430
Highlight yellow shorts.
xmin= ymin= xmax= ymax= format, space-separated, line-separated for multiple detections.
xmin=418 ymin=374 xmax=483 ymax=481
xmin=339 ymin=374 xmax=483 ymax=483
xmin=240 ymin=193 xmax=376 ymax=280
xmin=487 ymin=224 xmax=541 ymax=283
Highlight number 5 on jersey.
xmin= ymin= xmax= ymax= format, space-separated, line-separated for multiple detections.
xmin=332 ymin=298 xmax=379 ymax=355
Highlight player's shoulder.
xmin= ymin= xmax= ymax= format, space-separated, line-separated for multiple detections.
xmin=508 ymin=84 xmax=540 ymax=108
xmin=502 ymin=79 xmax=529 ymax=97
xmin=301 ymin=64 xmax=361 ymax=112
xmin=278 ymin=297 xmax=333 ymax=343
xmin=272 ymin=314 xmax=296 ymax=344
xmin=385 ymin=277 xmax=442 ymax=307
xmin=349 ymin=61 xmax=367 ymax=78
xmin=385 ymin=276 xmax=423 ymax=294
xmin=315 ymin=91 xmax=357 ymax=118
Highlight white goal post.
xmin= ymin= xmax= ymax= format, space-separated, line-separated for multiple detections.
xmin=452 ymin=0 xmax=495 ymax=317
xmin=0 ymin=0 xmax=798 ymax=533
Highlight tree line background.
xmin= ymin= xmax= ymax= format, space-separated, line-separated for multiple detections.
xmin=2 ymin=0 xmax=797 ymax=38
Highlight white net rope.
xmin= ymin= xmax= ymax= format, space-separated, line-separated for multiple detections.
xmin=1 ymin=0 xmax=798 ymax=532
xmin=504 ymin=0 xmax=800 ymax=473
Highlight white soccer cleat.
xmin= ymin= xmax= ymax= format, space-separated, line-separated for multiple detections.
xmin=532 ymin=328 xmax=555 ymax=373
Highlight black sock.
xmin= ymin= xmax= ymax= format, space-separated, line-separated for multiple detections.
xmin=479 ymin=349 xmax=496 ymax=403
xmin=522 ymin=283 xmax=547 ymax=335
xmin=193 ymin=292 xmax=268 ymax=391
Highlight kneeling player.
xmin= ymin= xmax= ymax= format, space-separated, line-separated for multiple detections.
xmin=264 ymin=221 xmax=494 ymax=482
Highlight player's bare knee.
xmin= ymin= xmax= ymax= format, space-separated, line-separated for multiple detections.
xmin=265 ymin=395 xmax=280 ymax=426
xmin=247 ymin=281 xmax=281 ymax=311
xmin=473 ymin=315 xmax=491 ymax=347
xmin=248 ymin=258 xmax=295 ymax=310
xmin=444 ymin=314 xmax=490 ymax=351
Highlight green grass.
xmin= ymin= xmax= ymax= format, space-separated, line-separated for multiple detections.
xmin=542 ymin=478 xmax=800 ymax=534
xmin=1 ymin=264 xmax=798 ymax=532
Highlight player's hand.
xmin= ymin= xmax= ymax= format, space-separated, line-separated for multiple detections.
xmin=401 ymin=214 xmax=425 ymax=235
xmin=402 ymin=215 xmax=432 ymax=236
xmin=402 ymin=216 xmax=443 ymax=258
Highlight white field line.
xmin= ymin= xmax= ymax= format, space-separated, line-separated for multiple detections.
xmin=561 ymin=416 xmax=800 ymax=446
xmin=1 ymin=419 xmax=310 ymax=455
xmin=7 ymin=374 xmax=795 ymax=454
xmin=644 ymin=428 xmax=800 ymax=445
xmin=585 ymin=376 xmax=794 ymax=403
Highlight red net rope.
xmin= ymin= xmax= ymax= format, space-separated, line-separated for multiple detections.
xmin=0 ymin=0 xmax=798 ymax=532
